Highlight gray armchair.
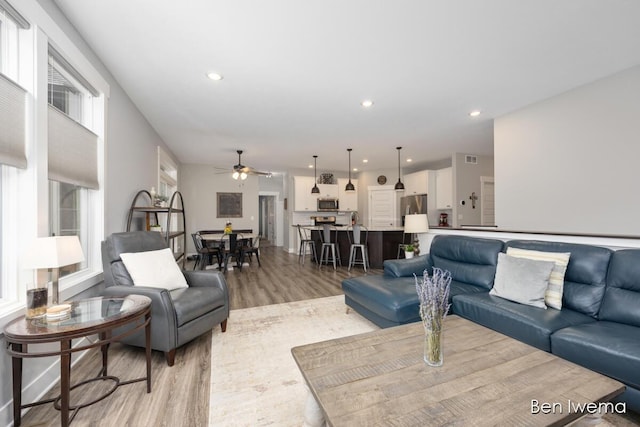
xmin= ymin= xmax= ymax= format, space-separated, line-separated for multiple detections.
xmin=101 ymin=231 xmax=229 ymax=366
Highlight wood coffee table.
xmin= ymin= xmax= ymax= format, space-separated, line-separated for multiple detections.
xmin=292 ymin=315 xmax=625 ymax=426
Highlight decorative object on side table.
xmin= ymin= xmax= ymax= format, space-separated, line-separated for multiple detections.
xmin=22 ymin=236 xmax=85 ymax=305
xmin=404 ymin=244 xmax=415 ymax=259
xmin=415 ymin=268 xmax=451 ymax=367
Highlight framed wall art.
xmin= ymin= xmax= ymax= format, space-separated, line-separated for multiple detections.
xmin=216 ymin=192 xmax=243 ymax=218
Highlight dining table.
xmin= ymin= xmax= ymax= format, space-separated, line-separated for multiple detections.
xmin=199 ymin=232 xmax=258 ymax=271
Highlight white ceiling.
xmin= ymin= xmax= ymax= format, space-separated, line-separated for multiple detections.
xmin=54 ymin=0 xmax=640 ymax=175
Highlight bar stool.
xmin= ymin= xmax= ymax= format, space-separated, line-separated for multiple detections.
xmin=347 ymin=224 xmax=369 ymax=272
xmin=319 ymin=224 xmax=342 ymax=270
xmin=297 ymin=225 xmax=317 ymax=265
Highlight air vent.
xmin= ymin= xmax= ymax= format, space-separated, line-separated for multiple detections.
xmin=465 ymin=155 xmax=478 ymax=164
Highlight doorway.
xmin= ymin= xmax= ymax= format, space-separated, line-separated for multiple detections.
xmin=259 ymin=195 xmax=276 ymax=245
xmin=368 ymin=186 xmax=398 ymax=228
xmin=481 ymin=176 xmax=495 ymax=226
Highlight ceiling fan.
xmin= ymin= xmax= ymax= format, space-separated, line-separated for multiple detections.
xmin=217 ymin=150 xmax=272 ymax=180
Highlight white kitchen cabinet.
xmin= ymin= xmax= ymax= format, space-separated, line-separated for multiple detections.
xmin=294 ymin=176 xmax=318 ymax=211
xmin=317 ymin=184 xmax=339 ymax=198
xmin=403 ymin=170 xmax=429 ymax=195
xmin=338 ymin=178 xmax=358 ymax=211
xmin=436 ymin=167 xmax=453 ymax=209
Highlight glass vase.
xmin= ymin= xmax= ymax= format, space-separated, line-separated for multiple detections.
xmin=424 ymin=327 xmax=443 ymax=367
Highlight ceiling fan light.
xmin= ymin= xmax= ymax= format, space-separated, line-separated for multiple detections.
xmin=232 ymin=171 xmax=240 ymax=180
xmin=240 ymin=172 xmax=247 ymax=180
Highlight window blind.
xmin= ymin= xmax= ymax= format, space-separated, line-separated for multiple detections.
xmin=48 ymin=105 xmax=99 ymax=189
xmin=0 ymin=73 xmax=27 ymax=168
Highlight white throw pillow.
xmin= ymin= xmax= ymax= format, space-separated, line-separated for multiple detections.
xmin=490 ymin=253 xmax=555 ymax=309
xmin=120 ymin=248 xmax=188 ymax=291
xmin=506 ymin=247 xmax=570 ymax=310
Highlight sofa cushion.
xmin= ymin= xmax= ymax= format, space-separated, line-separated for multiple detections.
xmin=551 ymin=321 xmax=640 ymax=390
xmin=506 ymin=247 xmax=570 ymax=310
xmin=504 ymin=240 xmax=612 ymax=317
xmin=490 ymin=253 xmax=554 ymax=309
xmin=452 ymin=293 xmax=596 ymax=351
xmin=430 ymin=235 xmax=504 ymax=290
xmin=600 ymin=249 xmax=640 ymax=327
xmin=342 ymin=275 xmax=420 ymax=326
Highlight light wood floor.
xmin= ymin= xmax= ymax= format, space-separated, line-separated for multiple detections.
xmin=16 ymin=244 xmax=640 ymax=426
xmin=18 ymin=244 xmax=377 ymax=426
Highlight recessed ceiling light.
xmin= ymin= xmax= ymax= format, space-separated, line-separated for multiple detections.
xmin=361 ymin=100 xmax=374 ymax=108
xmin=362 ymin=159 xmax=368 ymax=163
xmin=308 ymin=164 xmax=313 ymax=168
xmin=353 ymin=168 xmax=358 ymax=172
xmin=406 ymin=158 xmax=413 ymax=163
xmin=469 ymin=110 xmax=481 ymax=117
xmin=207 ymin=72 xmax=223 ymax=81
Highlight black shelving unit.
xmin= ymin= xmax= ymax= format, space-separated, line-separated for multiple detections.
xmin=126 ymin=190 xmax=186 ymax=268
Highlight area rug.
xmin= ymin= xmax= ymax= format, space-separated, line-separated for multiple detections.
xmin=208 ymin=295 xmax=378 ymax=426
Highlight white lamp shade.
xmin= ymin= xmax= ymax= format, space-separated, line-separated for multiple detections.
xmin=22 ymin=236 xmax=85 ymax=269
xmin=404 ymin=214 xmax=429 ymax=233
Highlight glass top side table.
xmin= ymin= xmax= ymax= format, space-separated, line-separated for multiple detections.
xmin=4 ymin=295 xmax=152 ymax=427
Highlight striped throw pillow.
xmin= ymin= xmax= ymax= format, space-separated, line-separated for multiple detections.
xmin=505 ymin=247 xmax=571 ymax=310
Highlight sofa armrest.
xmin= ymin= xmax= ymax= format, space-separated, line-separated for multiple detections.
xmin=102 ymin=285 xmax=178 ymax=352
xmin=183 ymin=269 xmax=230 ymax=309
xmin=383 ymin=255 xmax=431 ymax=278
xmin=183 ymin=270 xmax=227 ymax=290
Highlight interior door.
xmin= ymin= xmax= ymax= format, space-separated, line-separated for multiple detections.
xmin=368 ymin=187 xmax=397 ymax=228
xmin=481 ymin=176 xmax=495 ymax=226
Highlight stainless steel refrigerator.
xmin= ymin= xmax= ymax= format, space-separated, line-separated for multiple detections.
xmin=400 ymin=194 xmax=428 ymax=225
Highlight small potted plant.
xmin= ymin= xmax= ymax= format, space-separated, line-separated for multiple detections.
xmin=153 ymin=195 xmax=168 ymax=207
xmin=404 ymin=244 xmax=415 ymax=259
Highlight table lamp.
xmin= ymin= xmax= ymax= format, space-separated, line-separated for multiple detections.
xmin=404 ymin=214 xmax=429 ymax=255
xmin=23 ymin=236 xmax=85 ymax=305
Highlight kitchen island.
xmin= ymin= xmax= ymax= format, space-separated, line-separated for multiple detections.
xmin=304 ymin=226 xmax=407 ymax=269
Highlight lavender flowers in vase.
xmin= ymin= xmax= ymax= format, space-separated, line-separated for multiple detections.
xmin=415 ymin=267 xmax=452 ymax=367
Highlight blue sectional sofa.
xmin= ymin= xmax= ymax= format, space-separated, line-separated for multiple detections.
xmin=341 ymin=234 xmax=640 ymax=411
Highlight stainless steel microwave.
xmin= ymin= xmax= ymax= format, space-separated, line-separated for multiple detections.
xmin=317 ymin=198 xmax=339 ymax=211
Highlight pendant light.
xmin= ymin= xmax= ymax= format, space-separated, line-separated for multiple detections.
xmin=394 ymin=146 xmax=405 ymax=191
xmin=311 ymin=155 xmax=320 ymax=194
xmin=345 ymin=148 xmax=355 ymax=192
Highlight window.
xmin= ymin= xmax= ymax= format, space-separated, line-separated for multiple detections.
xmin=0 ymin=3 xmax=20 ymax=80
xmin=49 ymin=181 xmax=88 ymax=277
xmin=47 ymin=47 xmax=99 ymax=281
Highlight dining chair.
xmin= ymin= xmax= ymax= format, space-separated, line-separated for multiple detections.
xmin=191 ymin=233 xmax=221 ymax=270
xmin=297 ymin=225 xmax=317 ymax=265
xmin=220 ymin=233 xmax=243 ymax=273
xmin=241 ymin=235 xmax=261 ymax=266
xmin=347 ymin=224 xmax=369 ymax=272
xmin=319 ymin=224 xmax=342 ymax=270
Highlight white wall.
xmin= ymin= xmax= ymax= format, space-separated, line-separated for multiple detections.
xmin=180 ymin=164 xmax=260 ymax=253
xmin=494 ymin=65 xmax=640 ymax=235
xmin=453 ymin=153 xmax=494 ymax=227
xmin=0 ymin=2 xmax=180 ymax=425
